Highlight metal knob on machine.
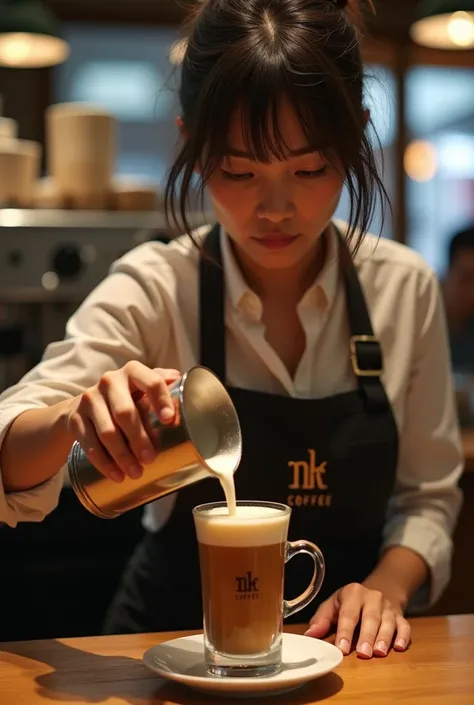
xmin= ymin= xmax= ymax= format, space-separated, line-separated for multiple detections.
xmin=50 ymin=244 xmax=83 ymax=279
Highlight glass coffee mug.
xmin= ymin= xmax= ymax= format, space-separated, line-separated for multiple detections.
xmin=193 ymin=500 xmax=325 ymax=678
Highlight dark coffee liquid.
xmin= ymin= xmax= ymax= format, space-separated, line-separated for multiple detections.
xmin=199 ymin=541 xmax=285 ymax=654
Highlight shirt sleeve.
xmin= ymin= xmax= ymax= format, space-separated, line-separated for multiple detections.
xmin=382 ymin=267 xmax=464 ymax=610
xmin=0 ymin=251 xmax=170 ymax=527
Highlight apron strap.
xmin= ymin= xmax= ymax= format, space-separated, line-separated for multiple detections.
xmin=200 ymin=224 xmax=389 ymax=411
xmin=336 ymin=227 xmax=387 ymax=410
xmin=199 ymin=224 xmax=226 ymax=381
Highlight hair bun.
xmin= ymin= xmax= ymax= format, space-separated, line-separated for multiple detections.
xmin=333 ymin=0 xmax=374 ymax=28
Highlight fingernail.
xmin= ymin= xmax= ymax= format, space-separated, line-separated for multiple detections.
xmin=110 ymin=470 xmax=124 ymax=483
xmin=358 ymin=642 xmax=373 ymax=659
xmin=395 ymin=638 xmax=407 ymax=650
xmin=374 ymin=641 xmax=388 ymax=656
xmin=128 ymin=465 xmax=143 ymax=479
xmin=304 ymin=625 xmax=318 ymax=637
xmin=338 ymin=638 xmax=350 ymax=655
xmin=160 ymin=407 xmax=174 ymax=422
xmin=140 ymin=450 xmax=155 ymax=465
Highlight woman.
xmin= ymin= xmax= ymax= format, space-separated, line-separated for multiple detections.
xmin=0 ymin=0 xmax=462 ymax=660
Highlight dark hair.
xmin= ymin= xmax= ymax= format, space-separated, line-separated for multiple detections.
xmin=449 ymin=227 xmax=474 ymax=267
xmin=164 ymin=0 xmax=386 ymax=253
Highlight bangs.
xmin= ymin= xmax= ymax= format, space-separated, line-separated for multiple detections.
xmin=183 ymin=53 xmax=364 ymax=184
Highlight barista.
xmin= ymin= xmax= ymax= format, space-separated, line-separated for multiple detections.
xmin=0 ymin=0 xmax=462 ymax=660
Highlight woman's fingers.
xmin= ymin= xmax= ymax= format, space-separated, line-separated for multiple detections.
xmin=334 ymin=584 xmax=365 ymax=655
xmin=355 ymin=590 xmax=384 ymax=659
xmin=306 ymin=594 xmax=338 ymax=638
xmin=372 ymin=602 xmax=397 ymax=657
xmin=84 ymin=387 xmax=141 ymax=479
xmin=68 ymin=363 xmax=184 ymax=482
xmin=70 ymin=411 xmax=125 ymax=483
xmin=125 ymin=363 xmax=180 ymax=423
xmin=106 ymin=379 xmax=157 ymax=466
xmin=393 ymin=614 xmax=412 ymax=652
xmin=306 ymin=582 xmax=410 ymax=660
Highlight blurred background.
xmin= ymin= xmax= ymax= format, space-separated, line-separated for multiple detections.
xmin=0 ymin=0 xmax=473 ymax=641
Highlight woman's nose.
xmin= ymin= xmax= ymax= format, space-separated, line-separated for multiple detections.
xmin=256 ymin=186 xmax=294 ymax=222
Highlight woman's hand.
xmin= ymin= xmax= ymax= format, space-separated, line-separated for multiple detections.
xmin=67 ymin=361 xmax=181 ymax=483
xmin=305 ymin=583 xmax=411 ymax=659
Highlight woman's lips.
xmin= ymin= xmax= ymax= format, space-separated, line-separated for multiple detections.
xmin=253 ymin=234 xmax=300 ymax=249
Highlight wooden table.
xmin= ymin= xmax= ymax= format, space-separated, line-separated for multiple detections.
xmin=1 ymin=616 xmax=474 ymax=705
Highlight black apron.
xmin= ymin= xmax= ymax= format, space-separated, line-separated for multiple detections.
xmin=103 ymin=225 xmax=399 ymax=634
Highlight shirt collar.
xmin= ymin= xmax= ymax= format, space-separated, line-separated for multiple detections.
xmin=219 ymin=223 xmax=341 ymax=317
xmin=299 ymin=223 xmax=340 ymax=311
xmin=220 ymin=225 xmax=252 ymax=312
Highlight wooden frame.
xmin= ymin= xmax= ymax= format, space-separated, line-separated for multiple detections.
xmin=361 ymin=36 xmax=474 ymax=244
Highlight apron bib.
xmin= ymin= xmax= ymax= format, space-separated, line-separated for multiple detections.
xmin=103 ymin=225 xmax=399 ymax=633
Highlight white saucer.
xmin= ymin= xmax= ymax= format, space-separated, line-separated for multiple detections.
xmin=143 ymin=632 xmax=343 ymax=698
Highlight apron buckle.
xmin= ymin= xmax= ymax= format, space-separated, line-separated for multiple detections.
xmin=350 ymin=335 xmax=383 ymax=377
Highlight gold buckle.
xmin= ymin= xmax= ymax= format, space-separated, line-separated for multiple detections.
xmin=350 ymin=335 xmax=383 ymax=377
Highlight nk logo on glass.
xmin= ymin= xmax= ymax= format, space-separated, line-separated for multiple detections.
xmin=235 ymin=572 xmax=260 ymax=600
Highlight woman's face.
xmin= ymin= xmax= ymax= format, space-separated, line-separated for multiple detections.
xmin=206 ymin=99 xmax=345 ymax=270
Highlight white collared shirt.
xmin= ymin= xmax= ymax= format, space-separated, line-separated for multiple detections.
xmin=0 ymin=222 xmax=463 ymax=608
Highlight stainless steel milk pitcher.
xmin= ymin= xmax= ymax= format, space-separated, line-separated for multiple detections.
xmin=68 ymin=366 xmax=242 ymax=519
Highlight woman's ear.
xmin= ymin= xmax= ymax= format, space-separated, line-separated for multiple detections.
xmin=176 ymin=116 xmax=186 ymax=135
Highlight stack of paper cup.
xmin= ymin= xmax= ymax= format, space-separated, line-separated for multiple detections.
xmin=0 ymin=117 xmax=18 ymax=143
xmin=0 ymin=139 xmax=41 ymax=207
xmin=46 ymin=103 xmax=116 ymax=210
xmin=34 ymin=176 xmax=62 ymax=209
xmin=110 ymin=177 xmax=161 ymax=211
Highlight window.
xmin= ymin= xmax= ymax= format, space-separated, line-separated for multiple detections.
xmin=54 ymin=24 xmax=181 ymax=185
xmin=335 ymin=64 xmax=397 ymax=239
xmin=405 ymin=66 xmax=474 ymax=275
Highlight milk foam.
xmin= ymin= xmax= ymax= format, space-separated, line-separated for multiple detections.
xmin=194 ymin=505 xmax=289 ymax=547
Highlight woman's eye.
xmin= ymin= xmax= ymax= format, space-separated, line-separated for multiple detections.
xmin=221 ymin=170 xmax=254 ymax=181
xmin=296 ymin=166 xmax=328 ymax=178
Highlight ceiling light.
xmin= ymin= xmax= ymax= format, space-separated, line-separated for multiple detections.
xmin=411 ymin=1 xmax=474 ymax=49
xmin=0 ymin=0 xmax=69 ymax=68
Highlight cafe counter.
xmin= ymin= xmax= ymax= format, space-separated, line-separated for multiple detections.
xmin=1 ymin=617 xmax=474 ymax=705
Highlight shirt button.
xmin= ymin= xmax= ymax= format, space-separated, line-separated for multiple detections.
xmin=244 ymin=294 xmax=262 ymax=321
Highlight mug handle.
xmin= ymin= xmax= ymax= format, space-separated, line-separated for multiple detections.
xmin=283 ymin=540 xmax=326 ymax=619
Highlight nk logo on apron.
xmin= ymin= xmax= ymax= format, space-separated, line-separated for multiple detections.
xmin=288 ymin=449 xmax=332 ymax=508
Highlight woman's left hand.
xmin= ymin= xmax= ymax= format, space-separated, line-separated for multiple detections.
xmin=305 ymin=583 xmax=411 ymax=659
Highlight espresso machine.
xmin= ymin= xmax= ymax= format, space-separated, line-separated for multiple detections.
xmin=0 ymin=207 xmax=212 ymax=390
